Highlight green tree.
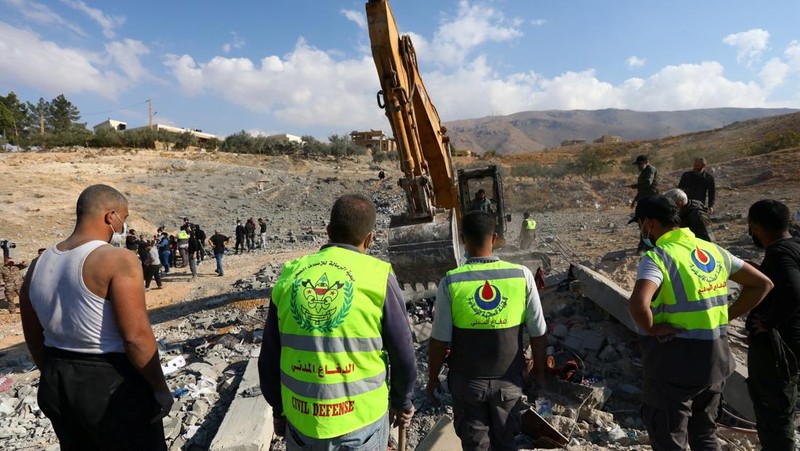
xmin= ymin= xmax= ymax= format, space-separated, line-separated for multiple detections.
xmin=0 ymin=92 xmax=28 ymax=145
xmin=173 ymin=131 xmax=198 ymax=150
xmin=46 ymin=94 xmax=83 ymax=133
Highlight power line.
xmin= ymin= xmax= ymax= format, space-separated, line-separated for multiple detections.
xmin=82 ymin=99 xmax=149 ymax=117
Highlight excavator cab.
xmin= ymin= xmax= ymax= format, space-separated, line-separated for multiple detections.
xmin=458 ymin=165 xmax=510 ymax=247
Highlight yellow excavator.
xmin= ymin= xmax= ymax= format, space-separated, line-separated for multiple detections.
xmin=366 ymin=0 xmax=511 ymax=286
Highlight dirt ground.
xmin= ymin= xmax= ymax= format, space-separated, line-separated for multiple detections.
xmin=1 ymin=146 xmax=799 ymax=449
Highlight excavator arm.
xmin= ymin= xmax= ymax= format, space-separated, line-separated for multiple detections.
xmin=366 ymin=0 xmax=460 ymax=220
xmin=366 ymin=0 xmax=509 ymax=287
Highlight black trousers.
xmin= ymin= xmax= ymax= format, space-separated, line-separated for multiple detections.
xmin=747 ymin=332 xmax=799 ymax=451
xmin=641 ymin=376 xmax=723 ymax=451
xmin=144 ymin=265 xmax=162 ymax=288
xmin=448 ymin=372 xmax=522 ymax=451
xmin=38 ymin=347 xmax=167 ymax=451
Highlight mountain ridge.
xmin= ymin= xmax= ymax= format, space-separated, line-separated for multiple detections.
xmin=444 ymin=107 xmax=798 ymax=155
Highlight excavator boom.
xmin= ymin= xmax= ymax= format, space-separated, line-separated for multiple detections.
xmin=366 ymin=0 xmax=507 ymax=287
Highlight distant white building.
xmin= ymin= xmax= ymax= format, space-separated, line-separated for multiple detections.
xmin=93 ymin=119 xmax=127 ymax=132
xmin=267 ymin=133 xmax=303 ymax=144
xmin=127 ymin=123 xmax=219 ymax=143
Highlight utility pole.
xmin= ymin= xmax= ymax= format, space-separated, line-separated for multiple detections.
xmin=39 ymin=108 xmax=45 ymax=136
xmin=148 ymin=98 xmax=154 ymax=130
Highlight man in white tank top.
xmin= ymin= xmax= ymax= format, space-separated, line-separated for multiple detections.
xmin=19 ymin=184 xmax=173 ymax=450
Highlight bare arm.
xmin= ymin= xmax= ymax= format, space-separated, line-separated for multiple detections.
xmin=728 ymin=262 xmax=773 ymax=320
xmin=19 ymin=259 xmax=44 ymax=369
xmin=529 ymin=334 xmax=547 ymax=385
xmin=426 ymin=338 xmax=448 ymax=397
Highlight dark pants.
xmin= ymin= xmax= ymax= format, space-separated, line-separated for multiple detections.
xmin=38 ymin=347 xmax=167 ymax=451
xmin=642 ymin=376 xmax=723 ymax=451
xmin=448 ymin=372 xmax=522 ymax=451
xmin=144 ymin=265 xmax=162 ymax=288
xmin=235 ymin=237 xmax=244 ymax=253
xmin=747 ymin=332 xmax=799 ymax=451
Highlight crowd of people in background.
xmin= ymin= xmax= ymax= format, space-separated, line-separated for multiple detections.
xmin=119 ymin=216 xmax=267 ymax=289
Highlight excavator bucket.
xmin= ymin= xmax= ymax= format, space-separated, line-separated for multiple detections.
xmin=387 ymin=212 xmax=463 ymax=287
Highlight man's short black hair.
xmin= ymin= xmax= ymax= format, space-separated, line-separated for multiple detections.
xmin=462 ymin=210 xmax=496 ymax=245
xmin=749 ymin=199 xmax=790 ymax=234
xmin=328 ymin=194 xmax=376 ymax=246
xmin=76 ymin=184 xmax=127 ymax=220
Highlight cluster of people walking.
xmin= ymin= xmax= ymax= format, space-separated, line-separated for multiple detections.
xmin=119 ymin=215 xmax=268 ymax=289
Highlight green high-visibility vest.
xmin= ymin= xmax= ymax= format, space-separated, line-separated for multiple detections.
xmin=177 ymin=230 xmax=190 ymax=240
xmin=272 ymin=246 xmax=391 ymax=439
xmin=446 ymin=260 xmax=528 ymax=377
xmin=524 ymin=218 xmax=537 ymax=230
xmin=645 ymin=228 xmax=732 ymax=340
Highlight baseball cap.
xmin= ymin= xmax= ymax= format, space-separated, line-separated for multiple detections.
xmin=632 ymin=154 xmax=648 ymax=165
xmin=628 ymin=195 xmax=678 ymax=224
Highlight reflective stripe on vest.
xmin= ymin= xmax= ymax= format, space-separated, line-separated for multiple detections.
xmin=524 ymin=219 xmax=537 ymax=230
xmin=272 ymin=246 xmax=390 ymax=439
xmin=447 ymin=261 xmax=527 ymax=330
xmin=645 ymin=228 xmax=731 ymax=340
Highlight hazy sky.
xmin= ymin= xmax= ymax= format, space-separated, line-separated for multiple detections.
xmin=2 ymin=0 xmax=799 ymax=140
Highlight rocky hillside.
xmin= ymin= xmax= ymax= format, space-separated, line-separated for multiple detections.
xmin=446 ymin=107 xmax=798 ymax=155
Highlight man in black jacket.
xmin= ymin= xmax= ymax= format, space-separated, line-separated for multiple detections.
xmin=678 ymin=157 xmax=716 ymax=214
xmin=746 ymin=199 xmax=800 ymax=451
xmin=234 ymin=220 xmax=245 ymax=254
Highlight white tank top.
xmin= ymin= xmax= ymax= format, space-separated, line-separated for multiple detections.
xmin=29 ymin=240 xmax=125 ymax=353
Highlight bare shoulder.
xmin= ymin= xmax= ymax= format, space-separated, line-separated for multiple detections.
xmin=84 ymin=245 xmax=142 ymax=297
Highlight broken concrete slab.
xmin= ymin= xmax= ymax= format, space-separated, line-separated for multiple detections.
xmin=520 ymin=408 xmax=569 ymax=448
xmin=415 ymin=415 xmax=462 ymax=451
xmin=724 ymin=361 xmax=755 ymax=422
xmin=209 ymin=358 xmax=273 ymax=451
xmin=574 ymin=264 xmax=641 ymax=333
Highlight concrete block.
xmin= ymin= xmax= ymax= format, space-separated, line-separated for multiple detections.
xmin=574 ymin=264 xmax=642 ymax=333
xmin=552 ymin=324 xmax=569 ymax=338
xmin=415 ymin=415 xmax=462 ymax=451
xmin=581 ymin=333 xmax=606 ymax=353
xmin=412 ymin=322 xmax=432 ymax=343
xmin=723 ymin=361 xmax=755 ymax=422
xmin=209 ymin=358 xmax=273 ymax=451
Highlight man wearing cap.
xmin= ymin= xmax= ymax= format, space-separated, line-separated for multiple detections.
xmin=629 ymin=155 xmax=659 ymax=209
xmin=628 ymin=195 xmax=773 ymax=450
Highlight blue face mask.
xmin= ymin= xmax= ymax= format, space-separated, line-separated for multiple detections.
xmin=641 ymin=222 xmax=653 ymax=248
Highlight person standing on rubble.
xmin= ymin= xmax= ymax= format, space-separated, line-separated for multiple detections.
xmin=745 ymin=199 xmax=800 ymax=450
xmin=678 ymin=157 xmax=716 ymax=215
xmin=628 ymin=195 xmax=772 ymax=450
xmin=630 ymin=155 xmax=660 ymax=253
xmin=18 ymin=184 xmax=172 ymax=449
xmin=663 ymin=188 xmax=715 ymax=242
xmin=258 ymin=193 xmax=416 ymax=450
xmin=519 ymin=211 xmax=537 ymax=250
xmin=629 ymin=154 xmax=660 ymax=209
xmin=426 ymin=210 xmax=548 ymax=451
xmin=209 ymin=230 xmax=229 ymax=276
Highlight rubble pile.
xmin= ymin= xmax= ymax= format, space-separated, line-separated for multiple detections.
xmin=0 ymin=299 xmax=271 ymax=451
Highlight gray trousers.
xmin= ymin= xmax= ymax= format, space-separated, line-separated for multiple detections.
xmin=285 ymin=413 xmax=388 ymax=451
xmin=449 ymin=372 xmax=523 ymax=451
xmin=642 ymin=376 xmax=724 ymax=451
